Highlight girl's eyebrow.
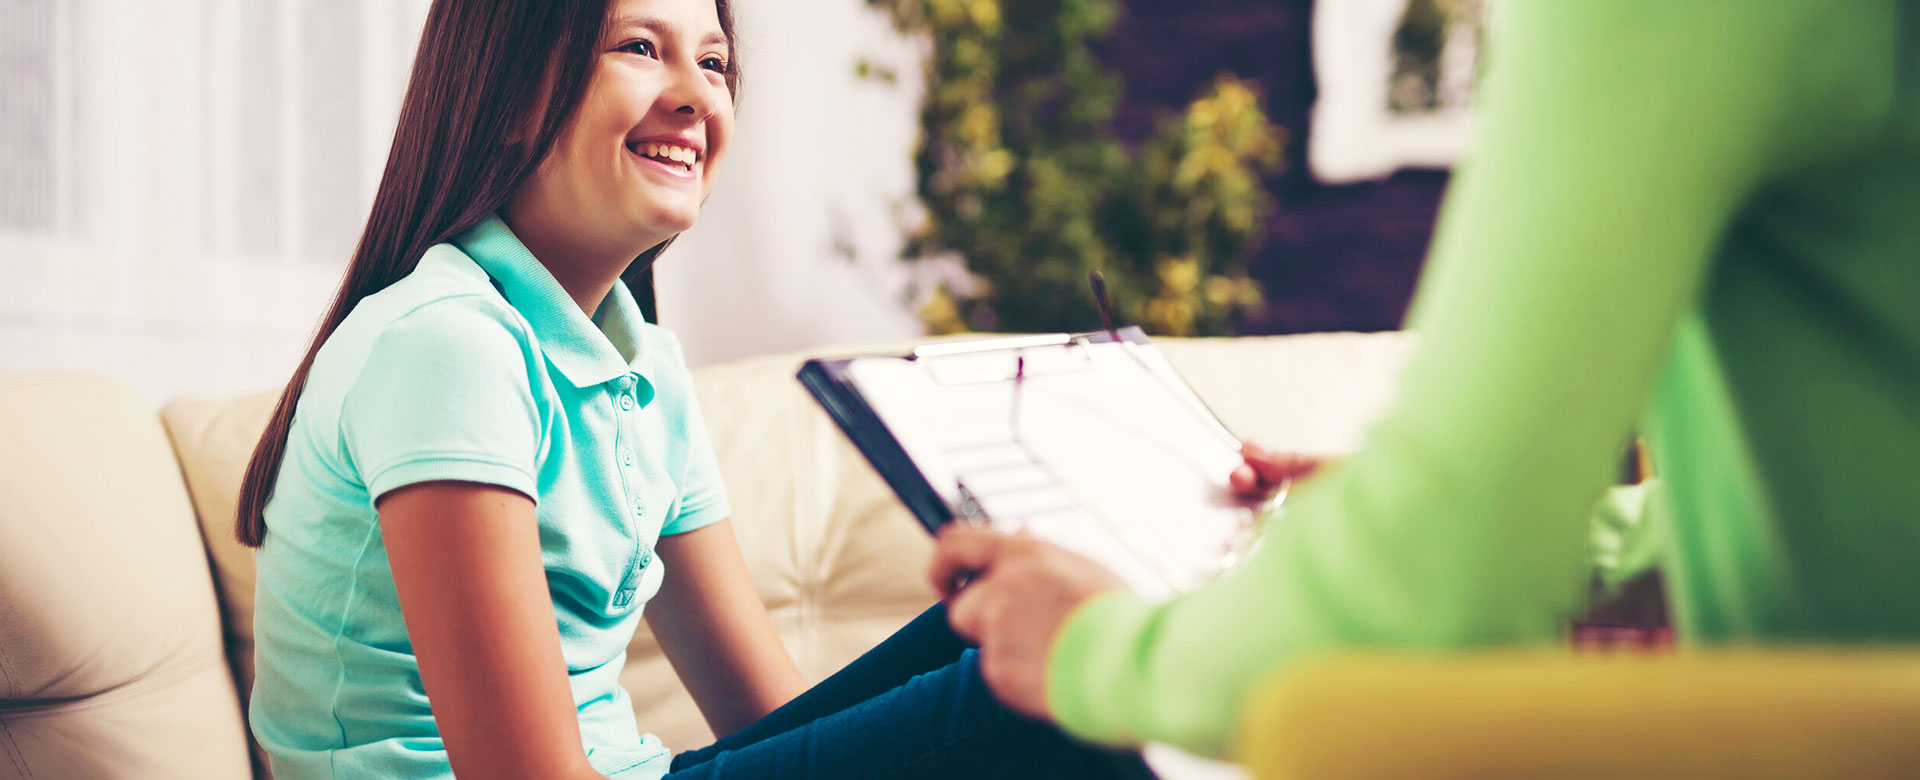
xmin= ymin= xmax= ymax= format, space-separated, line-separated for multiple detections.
xmin=611 ymin=14 xmax=728 ymax=48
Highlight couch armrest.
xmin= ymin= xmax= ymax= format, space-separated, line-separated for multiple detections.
xmin=1239 ymin=650 xmax=1920 ymax=779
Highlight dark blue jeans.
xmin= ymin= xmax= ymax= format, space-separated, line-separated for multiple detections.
xmin=665 ymin=605 xmax=1155 ymax=779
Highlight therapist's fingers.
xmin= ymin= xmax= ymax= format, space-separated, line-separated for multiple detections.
xmin=929 ymin=523 xmax=1011 ymax=599
xmin=944 ymin=568 xmax=998 ymax=643
xmin=1229 ymin=463 xmax=1262 ymax=495
xmin=1236 ymin=442 xmax=1326 ymax=495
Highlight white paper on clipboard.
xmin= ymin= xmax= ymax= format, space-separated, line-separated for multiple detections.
xmin=844 ymin=337 xmax=1263 ymax=600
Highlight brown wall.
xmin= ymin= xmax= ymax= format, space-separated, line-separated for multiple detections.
xmin=1103 ymin=0 xmax=1448 ymax=334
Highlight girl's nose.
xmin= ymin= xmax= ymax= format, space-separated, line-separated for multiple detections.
xmin=664 ymin=64 xmax=718 ymax=120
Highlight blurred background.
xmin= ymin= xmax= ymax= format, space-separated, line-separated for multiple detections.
xmin=0 ymin=0 xmax=1482 ymax=402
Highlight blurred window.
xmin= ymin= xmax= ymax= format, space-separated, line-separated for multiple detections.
xmin=0 ymin=0 xmax=68 ymax=234
xmin=0 ymin=0 xmax=429 ymax=400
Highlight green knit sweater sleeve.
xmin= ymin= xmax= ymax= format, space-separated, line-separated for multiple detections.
xmin=1046 ymin=0 xmax=1895 ymax=756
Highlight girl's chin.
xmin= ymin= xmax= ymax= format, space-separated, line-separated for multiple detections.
xmin=624 ymin=210 xmax=698 ymax=246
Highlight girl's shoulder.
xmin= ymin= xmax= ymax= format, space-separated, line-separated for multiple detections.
xmin=266 ymin=244 xmax=553 ymax=551
xmin=351 ymin=243 xmax=532 ymax=344
xmin=344 ymin=244 xmax=533 ymax=349
xmin=306 ymin=243 xmax=544 ymax=409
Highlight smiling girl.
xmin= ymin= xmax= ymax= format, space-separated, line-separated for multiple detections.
xmin=235 ymin=1 xmax=1150 ymax=778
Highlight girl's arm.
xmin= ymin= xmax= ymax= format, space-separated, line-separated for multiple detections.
xmin=646 ymin=518 xmax=807 ymax=738
xmin=381 ymin=481 xmax=607 ymax=780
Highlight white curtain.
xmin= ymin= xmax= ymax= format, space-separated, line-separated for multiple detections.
xmin=0 ymin=0 xmax=923 ymax=403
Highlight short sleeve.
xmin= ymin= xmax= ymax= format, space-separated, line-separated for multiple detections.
xmin=658 ymin=346 xmax=730 ymax=536
xmin=341 ymin=298 xmax=544 ymax=504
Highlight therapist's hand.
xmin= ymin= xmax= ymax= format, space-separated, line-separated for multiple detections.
xmin=930 ymin=524 xmax=1127 ymax=721
xmin=1230 ymin=441 xmax=1327 ymax=498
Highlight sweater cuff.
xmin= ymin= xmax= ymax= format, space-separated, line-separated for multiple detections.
xmin=1046 ymin=588 xmax=1158 ymax=746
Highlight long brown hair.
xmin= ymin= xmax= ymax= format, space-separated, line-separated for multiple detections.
xmin=236 ymin=0 xmax=740 ymax=547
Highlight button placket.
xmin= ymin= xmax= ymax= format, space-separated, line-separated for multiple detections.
xmin=611 ymin=373 xmax=651 ymax=609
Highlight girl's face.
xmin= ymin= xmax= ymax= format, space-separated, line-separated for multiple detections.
xmin=515 ymin=0 xmax=734 ymax=260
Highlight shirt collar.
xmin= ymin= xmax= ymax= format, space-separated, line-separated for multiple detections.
xmin=454 ymin=214 xmax=649 ymax=390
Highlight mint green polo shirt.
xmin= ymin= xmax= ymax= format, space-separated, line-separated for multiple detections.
xmin=249 ymin=215 xmax=730 ymax=779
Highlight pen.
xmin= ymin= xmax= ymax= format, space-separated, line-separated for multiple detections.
xmin=1089 ymin=270 xmax=1120 ymax=343
xmin=1011 ymin=354 xmax=1025 ymax=438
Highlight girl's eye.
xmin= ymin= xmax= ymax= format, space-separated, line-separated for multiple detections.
xmin=700 ymin=56 xmax=728 ymax=73
xmin=618 ymin=39 xmax=656 ymax=58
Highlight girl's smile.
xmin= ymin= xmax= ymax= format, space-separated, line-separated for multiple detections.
xmin=626 ymin=133 xmax=707 ymax=180
xmin=503 ymin=0 xmax=736 ymax=284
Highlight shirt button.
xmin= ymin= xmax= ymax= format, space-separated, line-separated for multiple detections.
xmin=638 ymin=547 xmax=654 ymax=567
xmin=621 ymin=449 xmax=634 ymax=466
xmin=619 ymin=394 xmax=634 ymax=411
xmin=634 ymin=498 xmax=646 ymax=515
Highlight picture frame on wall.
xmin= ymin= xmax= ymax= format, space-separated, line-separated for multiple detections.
xmin=1308 ymin=0 xmax=1490 ymax=185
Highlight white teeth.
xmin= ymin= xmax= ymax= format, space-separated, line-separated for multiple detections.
xmin=633 ymin=142 xmax=697 ymax=168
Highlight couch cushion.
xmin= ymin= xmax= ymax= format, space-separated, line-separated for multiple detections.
xmin=1159 ymin=332 xmax=1413 ymax=455
xmin=0 ymin=374 xmax=252 ymax=780
xmin=158 ymin=389 xmax=279 ymax=776
xmin=157 ymin=390 xmax=278 ymax=698
xmin=621 ymin=348 xmax=941 ymax=749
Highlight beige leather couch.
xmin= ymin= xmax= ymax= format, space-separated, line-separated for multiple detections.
xmin=0 ymin=333 xmax=1409 ymax=779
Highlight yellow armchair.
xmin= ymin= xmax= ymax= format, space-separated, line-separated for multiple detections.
xmin=1239 ymin=650 xmax=1920 ymax=779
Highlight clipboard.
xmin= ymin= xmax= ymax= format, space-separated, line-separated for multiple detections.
xmin=798 ymin=326 xmax=1285 ymax=597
